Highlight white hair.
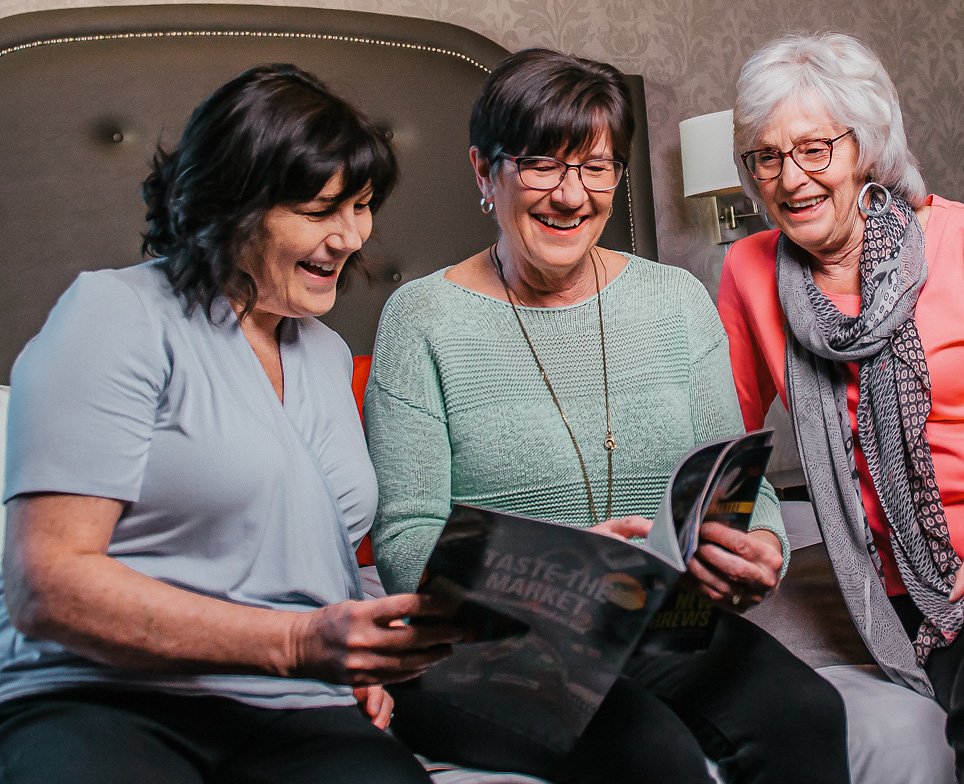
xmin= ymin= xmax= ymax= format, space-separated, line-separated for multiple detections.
xmin=733 ymin=32 xmax=926 ymax=209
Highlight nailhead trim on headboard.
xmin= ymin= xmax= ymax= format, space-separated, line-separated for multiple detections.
xmin=0 ymin=29 xmax=492 ymax=73
xmin=625 ymin=173 xmax=636 ymax=255
xmin=0 ymin=27 xmax=637 ymax=256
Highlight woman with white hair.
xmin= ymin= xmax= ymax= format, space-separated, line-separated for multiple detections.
xmin=719 ymin=31 xmax=964 ymax=775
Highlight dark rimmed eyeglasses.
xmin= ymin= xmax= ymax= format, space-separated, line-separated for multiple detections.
xmin=740 ymin=130 xmax=854 ymax=181
xmin=498 ymin=154 xmax=625 ymax=192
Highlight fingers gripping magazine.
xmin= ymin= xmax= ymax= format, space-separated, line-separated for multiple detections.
xmin=638 ymin=427 xmax=775 ymax=654
xmin=412 ymin=429 xmax=773 ymax=754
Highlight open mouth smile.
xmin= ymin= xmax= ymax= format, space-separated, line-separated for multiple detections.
xmin=534 ymin=215 xmax=586 ymax=229
xmin=784 ymin=195 xmax=827 ymax=214
xmin=299 ymin=259 xmax=339 ymax=278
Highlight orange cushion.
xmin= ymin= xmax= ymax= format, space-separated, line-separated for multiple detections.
xmin=351 ymin=355 xmax=372 ymax=423
xmin=352 ymin=356 xmax=375 ymax=566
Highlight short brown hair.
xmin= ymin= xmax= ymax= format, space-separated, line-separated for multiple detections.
xmin=469 ymin=49 xmax=633 ymax=168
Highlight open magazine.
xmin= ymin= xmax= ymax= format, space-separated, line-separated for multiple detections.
xmin=412 ymin=428 xmax=773 ymax=754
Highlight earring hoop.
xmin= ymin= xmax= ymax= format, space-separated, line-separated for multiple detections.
xmin=858 ymin=181 xmax=892 ymax=218
xmin=480 ymin=198 xmax=494 ymax=215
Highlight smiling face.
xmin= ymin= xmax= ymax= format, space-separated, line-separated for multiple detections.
xmin=475 ymin=133 xmax=616 ymax=290
xmin=754 ymin=99 xmax=865 ymax=266
xmin=242 ymin=172 xmax=373 ymax=322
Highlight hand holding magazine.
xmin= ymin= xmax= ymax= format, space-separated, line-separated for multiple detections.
xmin=412 ymin=429 xmax=774 ymax=754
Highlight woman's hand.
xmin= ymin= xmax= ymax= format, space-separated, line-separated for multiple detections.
xmin=681 ymin=523 xmax=783 ymax=611
xmin=950 ymin=567 xmax=964 ymax=603
xmin=353 ymin=684 xmax=394 ymax=729
xmin=288 ymin=593 xmax=461 ymax=686
xmin=589 ymin=515 xmax=653 ymax=541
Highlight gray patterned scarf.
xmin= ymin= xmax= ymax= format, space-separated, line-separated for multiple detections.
xmin=779 ymin=194 xmax=961 ymax=697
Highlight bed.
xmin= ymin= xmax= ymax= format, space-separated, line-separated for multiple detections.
xmin=0 ymin=5 xmax=953 ymax=783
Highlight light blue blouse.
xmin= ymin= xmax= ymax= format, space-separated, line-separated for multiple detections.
xmin=1 ymin=261 xmax=376 ymax=708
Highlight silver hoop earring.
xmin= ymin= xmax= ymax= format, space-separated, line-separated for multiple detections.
xmin=480 ymin=198 xmax=494 ymax=215
xmin=858 ymin=181 xmax=892 ymax=218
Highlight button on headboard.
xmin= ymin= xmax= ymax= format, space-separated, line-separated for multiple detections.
xmin=0 ymin=3 xmax=658 ymax=381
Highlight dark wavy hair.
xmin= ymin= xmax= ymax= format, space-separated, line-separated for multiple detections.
xmin=142 ymin=63 xmax=398 ymax=318
xmin=469 ymin=49 xmax=633 ymax=168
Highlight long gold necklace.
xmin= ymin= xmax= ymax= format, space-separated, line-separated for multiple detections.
xmin=490 ymin=245 xmax=616 ymax=524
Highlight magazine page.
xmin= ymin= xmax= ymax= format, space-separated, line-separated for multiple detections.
xmin=701 ymin=429 xmax=774 ymax=532
xmin=414 ymin=504 xmax=680 ymax=754
xmin=644 ymin=440 xmax=729 ymax=568
xmin=646 ymin=429 xmax=774 ymax=564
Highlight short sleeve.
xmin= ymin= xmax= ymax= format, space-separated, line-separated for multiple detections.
xmin=4 ymin=270 xmax=168 ymax=503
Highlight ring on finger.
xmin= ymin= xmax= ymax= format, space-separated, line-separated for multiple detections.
xmin=731 ymin=593 xmax=743 ymax=607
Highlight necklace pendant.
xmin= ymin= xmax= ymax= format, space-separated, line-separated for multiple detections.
xmin=604 ymin=432 xmax=617 ymax=451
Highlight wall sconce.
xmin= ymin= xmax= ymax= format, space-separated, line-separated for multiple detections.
xmin=680 ymin=109 xmax=761 ymax=244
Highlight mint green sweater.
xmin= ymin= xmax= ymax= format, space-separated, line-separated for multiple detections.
xmin=365 ymin=254 xmax=786 ymax=594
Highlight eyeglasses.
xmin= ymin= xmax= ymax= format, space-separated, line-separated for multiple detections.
xmin=498 ymin=155 xmax=625 ymax=192
xmin=740 ymin=130 xmax=854 ymax=181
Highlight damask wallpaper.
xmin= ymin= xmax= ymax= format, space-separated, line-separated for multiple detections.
xmin=3 ymin=0 xmax=962 ymax=469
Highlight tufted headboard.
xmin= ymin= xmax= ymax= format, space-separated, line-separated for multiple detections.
xmin=0 ymin=3 xmax=658 ymax=383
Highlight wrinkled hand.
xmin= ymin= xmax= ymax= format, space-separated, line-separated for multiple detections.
xmin=950 ymin=567 xmax=964 ymax=603
xmin=354 ymin=684 xmax=394 ymax=729
xmin=288 ymin=593 xmax=461 ymax=686
xmin=681 ymin=524 xmax=783 ymax=611
xmin=590 ymin=516 xmax=653 ymax=541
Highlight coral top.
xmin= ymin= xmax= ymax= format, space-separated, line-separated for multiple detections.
xmin=718 ymin=195 xmax=964 ymax=594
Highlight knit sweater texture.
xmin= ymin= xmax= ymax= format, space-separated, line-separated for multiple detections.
xmin=365 ymin=254 xmax=785 ymax=594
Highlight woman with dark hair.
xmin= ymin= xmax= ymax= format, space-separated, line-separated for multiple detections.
xmin=365 ymin=48 xmax=850 ymax=783
xmin=0 ymin=63 xmax=456 ymax=783
xmin=719 ymin=32 xmax=964 ymax=776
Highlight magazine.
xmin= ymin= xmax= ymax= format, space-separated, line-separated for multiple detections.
xmin=412 ymin=428 xmax=774 ymax=754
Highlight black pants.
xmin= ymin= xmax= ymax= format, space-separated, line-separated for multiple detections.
xmin=0 ymin=688 xmax=432 ymax=784
xmin=390 ymin=612 xmax=850 ymax=784
xmin=893 ymin=595 xmax=964 ymax=783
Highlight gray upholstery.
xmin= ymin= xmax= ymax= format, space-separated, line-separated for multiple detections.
xmin=820 ymin=665 xmax=954 ymax=784
xmin=0 ymin=3 xmax=657 ymax=383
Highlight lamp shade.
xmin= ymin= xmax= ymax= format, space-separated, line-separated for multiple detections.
xmin=679 ymin=109 xmax=743 ymax=198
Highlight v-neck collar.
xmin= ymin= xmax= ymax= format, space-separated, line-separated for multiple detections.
xmin=215 ymin=297 xmax=299 ymax=412
xmin=208 ymin=298 xmax=362 ymax=598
